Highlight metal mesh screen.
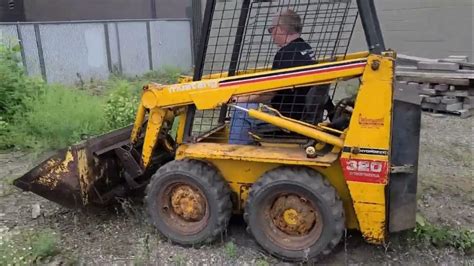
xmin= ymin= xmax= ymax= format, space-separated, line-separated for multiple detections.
xmin=191 ymin=0 xmax=359 ymax=143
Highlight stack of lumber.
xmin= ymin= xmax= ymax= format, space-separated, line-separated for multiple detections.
xmin=395 ymin=54 xmax=474 ymax=118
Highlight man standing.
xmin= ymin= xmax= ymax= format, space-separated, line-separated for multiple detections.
xmin=229 ymin=9 xmax=328 ymax=144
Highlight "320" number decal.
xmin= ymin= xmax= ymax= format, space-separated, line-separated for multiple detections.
xmin=340 ymin=159 xmax=388 ymax=184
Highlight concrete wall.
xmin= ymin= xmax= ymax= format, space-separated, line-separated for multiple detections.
xmin=155 ymin=0 xmax=192 ymax=19
xmin=22 ymin=0 xmax=192 ymax=21
xmin=0 ymin=20 xmax=194 ymax=85
xmin=23 ymin=0 xmax=153 ymax=21
xmin=350 ymin=0 xmax=474 ymax=60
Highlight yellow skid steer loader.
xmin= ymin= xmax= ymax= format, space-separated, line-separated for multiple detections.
xmin=14 ymin=0 xmax=422 ymax=261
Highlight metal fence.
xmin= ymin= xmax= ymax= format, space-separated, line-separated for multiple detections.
xmin=0 ymin=19 xmax=194 ymax=85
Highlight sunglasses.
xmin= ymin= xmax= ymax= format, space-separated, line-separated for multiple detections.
xmin=267 ymin=26 xmax=277 ymax=34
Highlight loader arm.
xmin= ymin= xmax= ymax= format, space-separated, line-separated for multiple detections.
xmin=132 ymin=56 xmax=369 ymax=169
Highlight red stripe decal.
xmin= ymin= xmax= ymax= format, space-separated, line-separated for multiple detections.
xmin=220 ymin=62 xmax=366 ymax=87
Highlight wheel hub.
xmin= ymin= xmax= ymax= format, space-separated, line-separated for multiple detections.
xmin=271 ymin=195 xmax=317 ymax=236
xmin=283 ymin=208 xmax=299 ymax=225
xmin=170 ymin=185 xmax=206 ymax=221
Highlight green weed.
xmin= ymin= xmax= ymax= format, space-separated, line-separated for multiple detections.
xmin=413 ymin=214 xmax=474 ymax=253
xmin=224 ymin=241 xmax=237 ymax=259
xmin=255 ymin=258 xmax=270 ymax=266
xmin=0 ymin=176 xmax=17 ymax=197
xmin=133 ymin=234 xmax=151 ymax=266
xmin=172 ymin=254 xmax=186 ymax=266
xmin=0 ymin=228 xmax=60 ymax=265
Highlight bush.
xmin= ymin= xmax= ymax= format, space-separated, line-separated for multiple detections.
xmin=104 ymin=78 xmax=142 ymax=130
xmin=104 ymin=67 xmax=182 ymax=130
xmin=0 ymin=44 xmax=45 ymax=121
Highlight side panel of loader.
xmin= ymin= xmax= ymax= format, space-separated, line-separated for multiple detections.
xmin=339 ymin=54 xmax=395 ymax=244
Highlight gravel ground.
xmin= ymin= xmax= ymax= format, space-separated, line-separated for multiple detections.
xmin=0 ymin=113 xmax=473 ymax=265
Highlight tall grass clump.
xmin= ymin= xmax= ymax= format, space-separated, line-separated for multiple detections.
xmin=8 ymin=85 xmax=108 ymax=150
xmin=0 ymin=41 xmax=182 ymax=152
xmin=0 ymin=43 xmax=108 ymax=150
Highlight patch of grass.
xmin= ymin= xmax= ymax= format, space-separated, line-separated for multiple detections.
xmin=224 ymin=241 xmax=237 ymax=259
xmin=413 ymin=214 xmax=474 ymax=253
xmin=0 ymin=176 xmax=18 ymax=197
xmin=133 ymin=234 xmax=151 ymax=266
xmin=255 ymin=258 xmax=270 ymax=266
xmin=140 ymin=66 xmax=183 ymax=85
xmin=172 ymin=254 xmax=186 ymax=266
xmin=0 ymin=228 xmax=60 ymax=265
xmin=0 ymin=176 xmax=16 ymax=186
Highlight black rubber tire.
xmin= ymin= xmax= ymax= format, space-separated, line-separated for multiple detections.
xmin=145 ymin=159 xmax=232 ymax=245
xmin=244 ymin=166 xmax=345 ymax=262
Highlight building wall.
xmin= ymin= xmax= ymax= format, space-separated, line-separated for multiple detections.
xmin=22 ymin=0 xmax=192 ymax=21
xmin=350 ymin=0 xmax=474 ymax=60
xmin=0 ymin=0 xmax=25 ymax=22
xmin=155 ymin=0 xmax=192 ymax=19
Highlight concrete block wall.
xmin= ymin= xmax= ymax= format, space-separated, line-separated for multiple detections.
xmin=0 ymin=19 xmax=194 ymax=85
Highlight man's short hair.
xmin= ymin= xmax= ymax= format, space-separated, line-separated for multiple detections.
xmin=278 ymin=9 xmax=302 ymax=34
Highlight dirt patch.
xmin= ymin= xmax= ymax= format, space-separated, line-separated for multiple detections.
xmin=0 ymin=114 xmax=473 ymax=264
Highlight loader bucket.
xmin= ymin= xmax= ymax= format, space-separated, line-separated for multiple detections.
xmin=13 ymin=126 xmax=134 ymax=209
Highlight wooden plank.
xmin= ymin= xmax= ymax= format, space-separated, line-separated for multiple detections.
xmin=446 ymin=103 xmax=463 ymax=112
xmin=441 ymin=96 xmax=460 ymax=105
xmin=417 ymin=62 xmax=460 ymax=71
xmin=441 ymin=90 xmax=473 ymax=97
xmin=396 ymin=67 xmax=474 ymax=75
xmin=396 ymin=70 xmax=474 ymax=80
xmin=463 ymin=96 xmax=474 ymax=104
xmin=397 ymin=54 xmax=436 ymax=66
xmin=394 ymin=82 xmax=422 ymax=105
xmin=421 ymin=102 xmax=462 ymax=112
xmin=433 ymin=84 xmax=449 ymax=92
xmin=423 ymin=97 xmax=441 ymax=104
xmin=396 ymin=76 xmax=470 ymax=86
xmin=459 ymin=109 xmax=474 ymax=119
